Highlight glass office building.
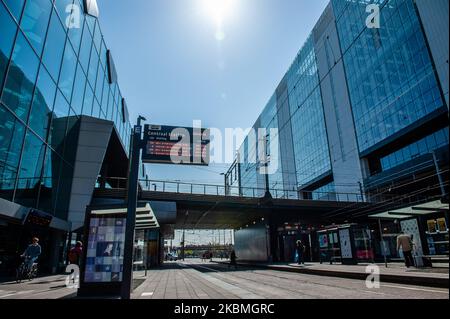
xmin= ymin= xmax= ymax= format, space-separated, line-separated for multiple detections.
xmin=0 ymin=0 xmax=131 ymax=274
xmin=231 ymin=35 xmax=334 ymax=200
xmin=229 ymin=0 xmax=448 ymax=262
xmin=227 ymin=0 xmax=448 ymax=202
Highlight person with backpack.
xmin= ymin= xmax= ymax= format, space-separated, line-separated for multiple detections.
xmin=68 ymin=241 xmax=83 ymax=266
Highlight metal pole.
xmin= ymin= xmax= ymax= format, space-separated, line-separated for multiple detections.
xmin=224 ymin=173 xmax=228 ymax=196
xmin=182 ymin=229 xmax=185 ymax=261
xmin=378 ymin=219 xmax=388 ymax=268
xmin=121 ymin=116 xmax=145 ymax=300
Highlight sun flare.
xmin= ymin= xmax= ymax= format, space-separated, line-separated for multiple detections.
xmin=201 ymin=0 xmax=236 ymax=25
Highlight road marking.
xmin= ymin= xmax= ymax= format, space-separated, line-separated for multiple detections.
xmin=141 ymin=292 xmax=154 ymax=297
xmin=0 ymin=290 xmax=35 ymax=299
xmin=382 ymin=284 xmax=449 ymax=294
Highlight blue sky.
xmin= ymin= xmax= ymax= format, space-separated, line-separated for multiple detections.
xmin=98 ymin=0 xmax=329 ymax=186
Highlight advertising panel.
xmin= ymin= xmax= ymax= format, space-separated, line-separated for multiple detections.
xmin=84 ymin=217 xmax=126 ymax=283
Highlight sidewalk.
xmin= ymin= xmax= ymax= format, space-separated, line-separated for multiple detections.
xmin=217 ymin=261 xmax=449 ymax=288
xmin=0 ymin=275 xmax=77 ymax=299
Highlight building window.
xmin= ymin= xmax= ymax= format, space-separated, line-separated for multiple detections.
xmin=20 ymin=0 xmax=52 ymax=56
xmin=29 ymin=66 xmax=56 ymax=140
xmin=1 ymin=31 xmax=40 ymax=122
xmin=59 ymin=41 xmax=77 ymax=100
xmin=0 ymin=1 xmax=17 ymax=89
xmin=0 ymin=104 xmax=26 ymax=196
xmin=2 ymin=0 xmax=25 ymax=22
xmin=42 ymin=11 xmax=66 ymax=81
xmin=380 ymin=127 xmax=450 ymax=171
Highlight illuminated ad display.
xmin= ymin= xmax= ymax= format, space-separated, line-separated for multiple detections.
xmin=84 ymin=217 xmax=126 ymax=283
xmin=142 ymin=125 xmax=210 ymax=166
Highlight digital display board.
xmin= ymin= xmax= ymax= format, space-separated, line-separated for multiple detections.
xmin=24 ymin=209 xmax=53 ymax=227
xmin=142 ymin=125 xmax=210 ymax=166
xmin=84 ymin=217 xmax=126 ymax=283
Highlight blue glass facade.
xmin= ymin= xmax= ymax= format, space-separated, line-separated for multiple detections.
xmin=287 ymin=36 xmax=332 ymax=188
xmin=333 ymin=0 xmax=445 ymax=153
xmin=229 ymin=0 xmax=448 ymax=200
xmin=380 ymin=127 xmax=449 ymax=171
xmin=0 ymin=0 xmax=131 ymax=214
xmin=233 ymin=35 xmax=333 ymax=198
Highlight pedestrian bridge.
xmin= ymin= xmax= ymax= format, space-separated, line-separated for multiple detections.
xmin=93 ymin=178 xmax=372 ymax=229
xmin=97 ymin=177 xmax=365 ymax=202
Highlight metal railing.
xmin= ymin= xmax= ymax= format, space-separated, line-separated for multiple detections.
xmin=95 ymin=177 xmax=366 ymax=203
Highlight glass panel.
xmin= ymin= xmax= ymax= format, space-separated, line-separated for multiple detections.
xmin=20 ymin=0 xmax=52 ymax=56
xmin=16 ymin=130 xmax=46 ymax=193
xmin=82 ymin=83 xmax=93 ymax=115
xmin=1 ymin=32 xmax=40 ymax=122
xmin=59 ymin=41 xmax=77 ymax=100
xmin=67 ymin=1 xmax=84 ymax=53
xmin=63 ymin=107 xmax=79 ymax=165
xmin=95 ymin=68 xmax=104 ymax=102
xmin=53 ymin=89 xmax=70 ymax=118
xmin=78 ymin=20 xmax=92 ymax=73
xmin=71 ymin=63 xmax=86 ymax=115
xmin=93 ymin=19 xmax=102 ymax=51
xmin=42 ymin=11 xmax=66 ymax=81
xmin=54 ymin=0 xmax=74 ymax=23
xmin=38 ymin=148 xmax=63 ymax=214
xmin=87 ymin=44 xmax=99 ymax=87
xmin=92 ymin=97 xmax=100 ymax=118
xmin=0 ymin=2 xmax=17 ymax=88
xmin=29 ymin=66 xmax=56 ymax=139
xmin=2 ymin=0 xmax=25 ymax=22
xmin=0 ymin=105 xmax=26 ymax=198
xmin=99 ymin=40 xmax=107 ymax=70
xmin=49 ymin=91 xmax=69 ymax=155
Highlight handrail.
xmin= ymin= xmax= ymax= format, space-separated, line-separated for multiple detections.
xmin=95 ymin=176 xmax=366 ymax=203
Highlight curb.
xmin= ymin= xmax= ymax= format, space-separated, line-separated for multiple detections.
xmin=217 ymin=262 xmax=449 ymax=289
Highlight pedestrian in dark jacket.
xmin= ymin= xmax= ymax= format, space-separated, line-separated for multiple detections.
xmin=229 ymin=250 xmax=237 ymax=270
xmin=296 ymin=240 xmax=305 ymax=265
xmin=68 ymin=241 xmax=83 ymax=266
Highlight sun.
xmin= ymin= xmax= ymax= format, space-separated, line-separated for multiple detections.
xmin=201 ymin=0 xmax=236 ymax=25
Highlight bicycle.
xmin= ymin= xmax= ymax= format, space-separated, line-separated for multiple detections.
xmin=16 ymin=256 xmax=38 ymax=283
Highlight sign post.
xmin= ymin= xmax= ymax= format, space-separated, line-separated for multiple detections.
xmin=121 ymin=116 xmax=145 ymax=300
xmin=120 ymin=121 xmax=209 ymax=299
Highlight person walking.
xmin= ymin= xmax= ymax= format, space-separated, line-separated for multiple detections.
xmin=68 ymin=241 xmax=83 ymax=266
xmin=296 ymin=240 xmax=306 ymax=265
xmin=229 ymin=250 xmax=237 ymax=270
xmin=397 ymin=232 xmax=415 ymax=268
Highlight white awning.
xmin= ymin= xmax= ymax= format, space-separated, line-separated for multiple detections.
xmin=369 ymin=200 xmax=449 ymax=220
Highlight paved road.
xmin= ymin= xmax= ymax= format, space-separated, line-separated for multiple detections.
xmin=0 ymin=261 xmax=448 ymax=299
xmin=132 ymin=260 xmax=449 ymax=299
